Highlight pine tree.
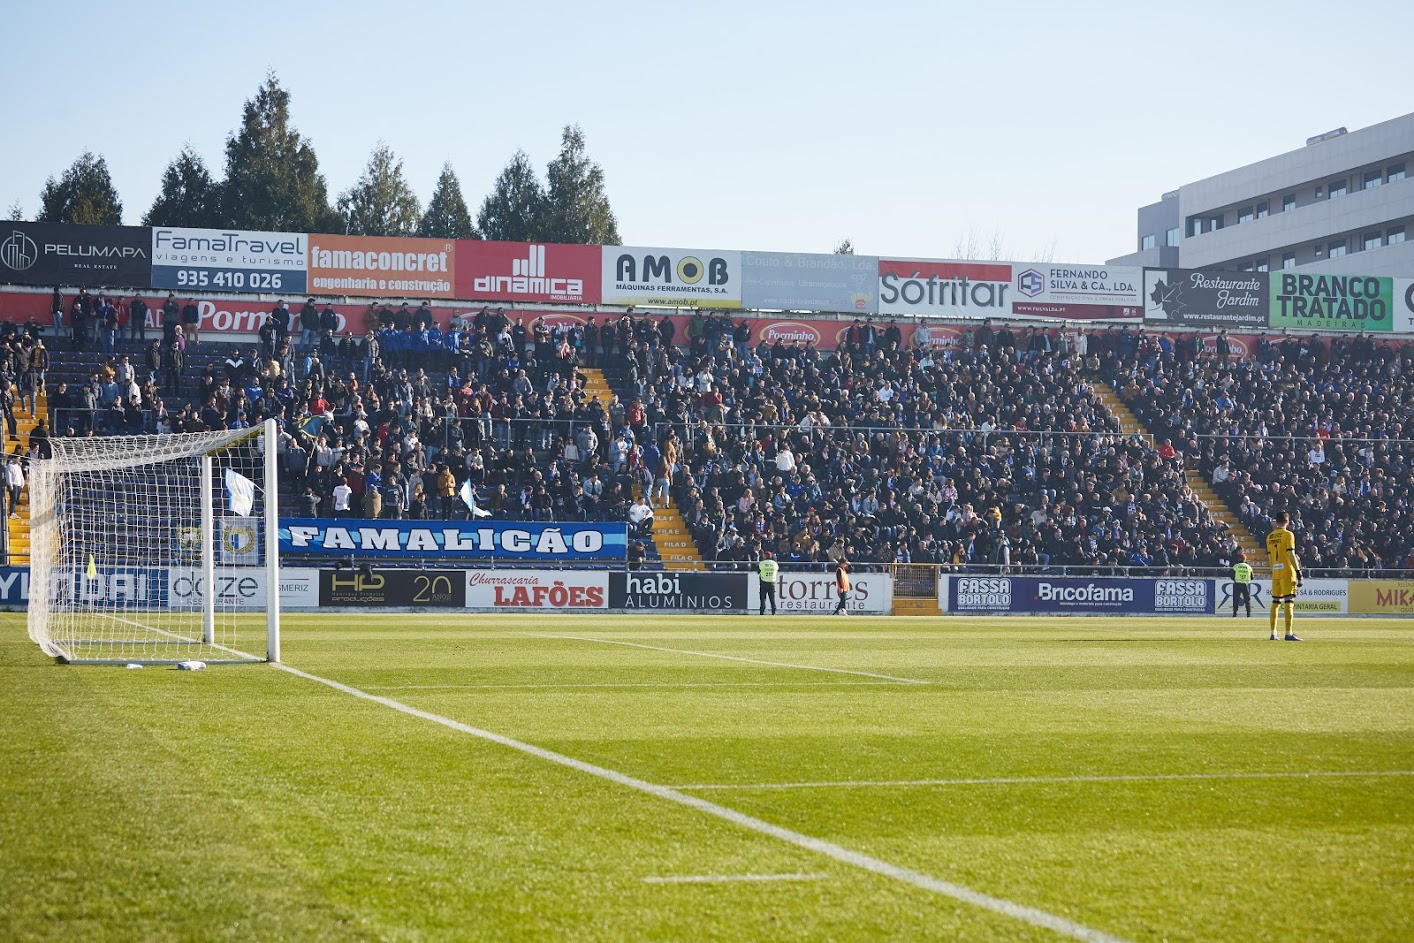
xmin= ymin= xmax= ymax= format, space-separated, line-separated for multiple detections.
xmin=336 ymin=143 xmax=422 ymax=236
xmin=221 ymin=74 xmax=338 ymax=232
xmin=419 ymin=162 xmax=478 ymax=239
xmin=476 ymin=150 xmax=546 ymax=243
xmin=541 ymin=125 xmax=620 ymax=245
xmin=37 ymin=151 xmax=123 ymax=225
xmin=143 ymin=146 xmax=223 ymax=228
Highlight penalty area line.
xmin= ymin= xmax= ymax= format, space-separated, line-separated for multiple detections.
xmin=273 ymin=662 xmax=1130 ymax=943
xmin=671 ymin=769 xmax=1414 ymax=791
xmin=535 ymin=634 xmax=930 ymax=685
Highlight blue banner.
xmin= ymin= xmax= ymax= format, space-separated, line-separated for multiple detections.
xmin=946 ymin=576 xmax=1215 ymax=615
xmin=278 ymin=519 xmax=628 ymax=560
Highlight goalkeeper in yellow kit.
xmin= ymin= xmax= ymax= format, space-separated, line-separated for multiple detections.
xmin=1265 ymin=511 xmax=1303 ymax=641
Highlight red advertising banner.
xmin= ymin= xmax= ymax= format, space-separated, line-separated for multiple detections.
xmin=455 ymin=241 xmax=601 ymax=305
xmin=307 ymin=234 xmax=456 ymax=299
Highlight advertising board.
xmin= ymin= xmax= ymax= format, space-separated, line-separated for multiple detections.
xmin=279 ymin=519 xmax=627 ymax=561
xmin=465 ymin=570 xmax=609 ymax=609
xmin=319 ymin=569 xmax=465 ymax=607
xmin=167 ymin=567 xmax=320 ymax=610
xmin=878 ymin=259 xmax=1012 ymax=319
xmin=0 ymin=222 xmax=151 ymax=288
xmin=609 ymin=572 xmax=748 ymax=611
xmin=602 ymin=246 xmax=741 ymax=308
xmin=455 ymin=241 xmax=600 ymax=304
xmin=1397 ymin=278 xmax=1414 ymax=333
xmin=741 ymin=251 xmax=878 ymax=313
xmin=1269 ymin=272 xmax=1394 ymax=332
xmin=1142 ymin=268 xmax=1268 ymax=327
xmin=151 ymin=227 xmax=307 ymax=293
xmin=943 ymin=576 xmax=1214 ymax=615
xmin=1217 ymin=577 xmax=1348 ymax=614
xmin=1011 ymin=264 xmax=1143 ymax=321
xmin=1348 ymin=580 xmax=1414 ymax=615
xmin=307 ymin=234 xmax=456 ymax=299
xmin=749 ymin=571 xmax=892 ymax=614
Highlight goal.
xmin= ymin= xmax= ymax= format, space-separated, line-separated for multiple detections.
xmin=27 ymin=419 xmax=281 ymax=665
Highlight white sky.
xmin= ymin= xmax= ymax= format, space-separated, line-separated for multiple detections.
xmin=2 ymin=0 xmax=1409 ymax=263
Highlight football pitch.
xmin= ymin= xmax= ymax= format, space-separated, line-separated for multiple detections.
xmin=2 ymin=613 xmax=1412 ymax=942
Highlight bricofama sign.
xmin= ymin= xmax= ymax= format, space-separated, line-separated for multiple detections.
xmin=307 ymin=234 xmax=456 ymax=298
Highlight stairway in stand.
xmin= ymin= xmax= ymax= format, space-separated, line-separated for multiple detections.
xmin=1093 ymin=380 xmax=1264 ymax=562
xmin=7 ymin=390 xmax=47 ymax=565
xmin=579 ymin=366 xmax=615 ymax=405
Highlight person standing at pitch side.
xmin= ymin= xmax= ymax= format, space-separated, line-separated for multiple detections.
xmin=1232 ymin=553 xmax=1254 ymax=617
xmin=833 ymin=558 xmax=852 ymax=616
xmin=757 ymin=549 xmax=779 ymax=616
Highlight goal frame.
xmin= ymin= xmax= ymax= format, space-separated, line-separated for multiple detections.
xmin=27 ymin=418 xmax=282 ymax=665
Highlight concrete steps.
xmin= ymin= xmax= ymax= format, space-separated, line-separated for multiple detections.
xmin=1093 ymin=380 xmax=1264 ymax=563
xmin=893 ymin=597 xmax=942 ymax=616
xmin=579 ymin=367 xmax=615 ymax=404
xmin=7 ymin=390 xmax=47 ymax=564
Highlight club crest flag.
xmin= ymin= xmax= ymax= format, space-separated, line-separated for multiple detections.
xmin=225 ymin=469 xmax=256 ymax=517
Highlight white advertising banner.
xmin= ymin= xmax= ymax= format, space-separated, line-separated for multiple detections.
xmin=464 ymin=570 xmax=609 ymax=609
xmin=1396 ymin=278 xmax=1414 ymax=333
xmin=167 ymin=567 xmax=320 ymax=610
xmin=602 ymin=246 xmax=742 ymax=308
xmin=1011 ymin=263 xmax=1144 ymax=321
xmin=749 ymin=572 xmax=892 ymax=614
xmin=151 ymin=227 xmax=308 ymax=293
xmin=1218 ymin=576 xmax=1349 ymax=615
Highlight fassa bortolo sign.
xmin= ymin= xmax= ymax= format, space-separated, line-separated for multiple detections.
xmin=464 ymin=570 xmax=608 ymax=609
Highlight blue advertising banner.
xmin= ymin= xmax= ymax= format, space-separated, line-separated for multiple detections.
xmin=278 ymin=519 xmax=628 ymax=560
xmin=945 ymin=576 xmax=1215 ymax=615
xmin=151 ymin=227 xmax=308 ymax=294
xmin=0 ymin=566 xmax=28 ymax=605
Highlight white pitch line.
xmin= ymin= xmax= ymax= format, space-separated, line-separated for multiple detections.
xmin=536 ymin=634 xmax=930 ymax=685
xmin=274 ymin=662 xmax=1130 ymax=943
xmin=643 ymin=873 xmax=827 ymax=884
xmin=365 ymin=680 xmax=914 ymax=691
xmin=671 ymin=770 xmax=1414 ymax=791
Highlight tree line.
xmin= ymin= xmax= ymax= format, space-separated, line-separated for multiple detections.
xmin=9 ymin=74 xmax=620 ymax=245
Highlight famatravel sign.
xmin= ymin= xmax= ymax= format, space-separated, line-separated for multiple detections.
xmin=278 ymin=519 xmax=627 ymax=560
xmin=0 ymin=223 xmax=151 ymax=288
xmin=455 ymin=241 xmax=600 ymax=304
xmin=307 ymin=234 xmax=456 ymax=298
xmin=151 ymin=227 xmax=307 ymax=294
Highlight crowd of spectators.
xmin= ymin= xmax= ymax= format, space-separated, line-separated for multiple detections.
xmin=1115 ymin=330 xmax=1414 ymax=572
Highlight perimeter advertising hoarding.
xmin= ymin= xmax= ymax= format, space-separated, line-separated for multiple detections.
xmin=455 ymin=241 xmax=601 ymax=305
xmin=320 ymin=569 xmax=465 ymax=607
xmin=1011 ymin=264 xmax=1144 ymax=321
xmin=609 ymin=572 xmax=748 ymax=611
xmin=1142 ymin=268 xmax=1268 ymax=327
xmin=279 ymin=519 xmax=627 ymax=561
xmin=942 ymin=576 xmax=1215 ymax=615
xmin=167 ymin=568 xmax=320 ymax=610
xmin=1398 ymin=278 xmax=1414 ymax=333
xmin=151 ymin=227 xmax=307 ymax=294
xmin=308 ymin=234 xmax=456 ymax=299
xmin=878 ymin=259 xmax=1012 ymax=319
xmin=748 ymin=572 xmax=892 ymax=614
xmin=1348 ymin=580 xmax=1414 ymax=615
xmin=0 ymin=222 xmax=151 ymax=288
xmin=602 ymin=246 xmax=742 ymax=308
xmin=1269 ymin=272 xmax=1393 ymax=332
xmin=1217 ymin=577 xmax=1348 ymax=614
xmin=465 ymin=570 xmax=609 ymax=609
xmin=741 ymin=251 xmax=878 ymax=313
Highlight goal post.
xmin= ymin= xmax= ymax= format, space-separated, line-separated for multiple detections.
xmin=27 ymin=418 xmax=282 ymax=665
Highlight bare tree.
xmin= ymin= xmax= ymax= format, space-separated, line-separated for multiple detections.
xmin=833 ymin=238 xmax=854 ymax=255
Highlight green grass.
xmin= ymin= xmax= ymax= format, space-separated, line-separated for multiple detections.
xmin=2 ymin=613 xmax=1412 ymax=942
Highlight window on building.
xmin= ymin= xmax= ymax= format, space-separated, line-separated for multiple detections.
xmin=1188 ymin=217 xmax=1204 ymax=237
xmin=1364 ymin=232 xmax=1383 ymax=251
xmin=1283 ymin=193 xmax=1297 ymax=212
xmin=1390 ymin=226 xmax=1406 ymax=245
xmin=1390 ymin=163 xmax=1406 ymax=183
xmin=1256 ymin=259 xmax=1269 ymax=272
xmin=1329 ymin=179 xmax=1348 ymax=199
xmin=1166 ymin=227 xmax=1180 ymax=247
xmin=1282 ymin=252 xmax=1296 ymax=269
xmin=1238 ymin=207 xmax=1254 ymax=224
xmin=1364 ymin=170 xmax=1383 ymax=190
xmin=1211 ymin=215 xmax=1225 ymax=231
xmin=1328 ymin=240 xmax=1347 ymax=258
xmin=1141 ymin=234 xmax=1157 ymax=250
xmin=1238 ymin=261 xmax=1253 ymax=271
xmin=1315 ymin=186 xmax=1324 ymax=199
xmin=1256 ymin=201 xmax=1269 ymax=219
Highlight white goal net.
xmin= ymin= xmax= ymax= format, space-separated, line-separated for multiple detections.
xmin=27 ymin=419 xmax=281 ymax=664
